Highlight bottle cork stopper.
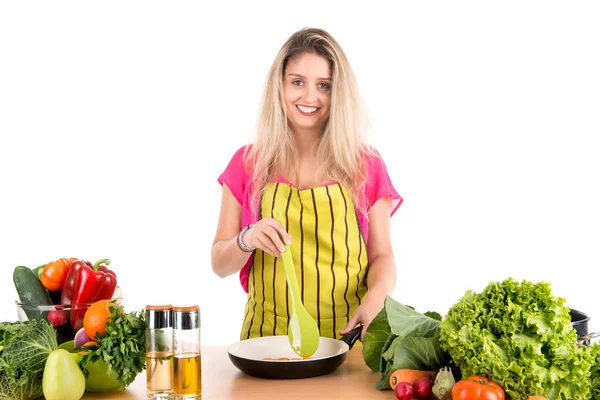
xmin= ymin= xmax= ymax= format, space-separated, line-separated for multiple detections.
xmin=173 ymin=304 xmax=199 ymax=312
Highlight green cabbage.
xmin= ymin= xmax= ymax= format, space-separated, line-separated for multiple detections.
xmin=362 ymin=297 xmax=449 ymax=390
xmin=0 ymin=319 xmax=57 ymax=400
xmin=440 ymin=278 xmax=593 ymax=400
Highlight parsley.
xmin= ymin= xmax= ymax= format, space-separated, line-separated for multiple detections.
xmin=80 ymin=302 xmax=146 ymax=388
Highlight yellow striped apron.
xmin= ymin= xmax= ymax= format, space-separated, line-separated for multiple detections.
xmin=240 ymin=181 xmax=369 ymax=340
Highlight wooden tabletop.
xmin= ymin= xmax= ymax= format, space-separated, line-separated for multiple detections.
xmin=81 ymin=346 xmax=393 ymax=400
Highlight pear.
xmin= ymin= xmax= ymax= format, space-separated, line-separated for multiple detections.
xmin=42 ymin=349 xmax=86 ymax=400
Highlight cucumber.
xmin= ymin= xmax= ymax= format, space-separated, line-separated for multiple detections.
xmin=13 ymin=265 xmax=53 ymax=320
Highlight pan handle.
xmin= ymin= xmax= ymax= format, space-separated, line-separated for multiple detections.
xmin=578 ymin=331 xmax=600 ymax=345
xmin=340 ymin=325 xmax=363 ymax=349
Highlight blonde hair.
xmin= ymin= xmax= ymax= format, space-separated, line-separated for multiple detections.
xmin=245 ymin=27 xmax=374 ymax=216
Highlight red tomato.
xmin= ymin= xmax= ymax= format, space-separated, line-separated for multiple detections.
xmin=451 ymin=376 xmax=505 ymax=400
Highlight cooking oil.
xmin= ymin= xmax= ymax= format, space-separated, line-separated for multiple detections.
xmin=173 ymin=305 xmax=202 ymax=399
xmin=147 ymin=351 xmax=174 ymax=397
xmin=173 ymin=353 xmax=202 ymax=396
xmin=146 ymin=305 xmax=174 ymax=400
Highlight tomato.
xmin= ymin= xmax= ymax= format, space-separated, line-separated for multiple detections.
xmin=451 ymin=376 xmax=505 ymax=400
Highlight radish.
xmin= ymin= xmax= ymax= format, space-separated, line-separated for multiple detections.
xmin=47 ymin=310 xmax=67 ymax=327
xmin=395 ymin=382 xmax=414 ymax=400
xmin=74 ymin=327 xmax=92 ymax=348
xmin=414 ymin=377 xmax=433 ymax=399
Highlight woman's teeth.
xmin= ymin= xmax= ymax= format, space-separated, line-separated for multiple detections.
xmin=297 ymin=105 xmax=318 ymax=114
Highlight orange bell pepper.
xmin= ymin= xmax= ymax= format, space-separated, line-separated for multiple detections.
xmin=40 ymin=257 xmax=78 ymax=291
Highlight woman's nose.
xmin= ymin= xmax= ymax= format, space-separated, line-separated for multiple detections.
xmin=303 ymin=85 xmax=318 ymax=103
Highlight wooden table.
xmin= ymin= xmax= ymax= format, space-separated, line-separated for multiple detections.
xmin=81 ymin=346 xmax=392 ymax=400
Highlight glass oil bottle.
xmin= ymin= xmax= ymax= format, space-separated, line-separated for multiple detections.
xmin=173 ymin=305 xmax=202 ymax=399
xmin=146 ymin=304 xmax=174 ymax=400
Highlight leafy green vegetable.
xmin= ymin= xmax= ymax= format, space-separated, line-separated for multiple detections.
xmin=425 ymin=311 xmax=442 ymax=321
xmin=377 ymin=358 xmax=393 ymax=390
xmin=386 ymin=299 xmax=441 ymax=338
xmin=391 ymin=336 xmax=446 ymax=370
xmin=379 ymin=332 xmax=397 ymax=373
xmin=80 ymin=302 xmax=146 ymax=388
xmin=0 ymin=319 xmax=57 ymax=400
xmin=377 ymin=335 xmax=446 ymax=390
xmin=587 ymin=343 xmax=600 ymax=399
xmin=439 ymin=278 xmax=593 ymax=400
xmin=363 ymin=306 xmax=391 ymax=372
xmin=362 ymin=296 xmax=449 ymax=390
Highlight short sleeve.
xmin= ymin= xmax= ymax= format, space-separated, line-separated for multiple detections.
xmin=217 ymin=145 xmax=255 ymax=293
xmin=364 ymin=149 xmax=403 ymax=216
xmin=217 ymin=146 xmax=250 ymax=205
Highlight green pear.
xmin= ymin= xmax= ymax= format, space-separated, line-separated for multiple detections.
xmin=56 ymin=340 xmax=121 ymax=392
xmin=42 ymin=349 xmax=86 ymax=400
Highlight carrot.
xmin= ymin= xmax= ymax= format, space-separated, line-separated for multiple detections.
xmin=528 ymin=397 xmax=549 ymax=400
xmin=389 ymin=369 xmax=436 ymax=390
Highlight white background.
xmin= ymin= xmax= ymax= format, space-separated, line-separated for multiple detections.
xmin=1 ymin=1 xmax=599 ymax=346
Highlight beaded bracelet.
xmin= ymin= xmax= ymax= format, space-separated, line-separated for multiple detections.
xmin=237 ymin=224 xmax=256 ymax=252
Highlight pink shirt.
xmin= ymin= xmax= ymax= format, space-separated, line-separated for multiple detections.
xmin=218 ymin=145 xmax=402 ymax=292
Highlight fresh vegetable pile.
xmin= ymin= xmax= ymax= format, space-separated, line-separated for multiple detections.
xmin=0 ymin=319 xmax=58 ymax=400
xmin=13 ymin=257 xmax=120 ymax=343
xmin=4 ymin=257 xmax=147 ymax=400
xmin=440 ymin=278 xmax=600 ymax=399
xmin=363 ymin=278 xmax=600 ymax=400
xmin=35 ymin=300 xmax=146 ymax=400
xmin=79 ymin=301 xmax=146 ymax=388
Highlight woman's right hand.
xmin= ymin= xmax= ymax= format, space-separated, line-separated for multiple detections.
xmin=243 ymin=217 xmax=292 ymax=258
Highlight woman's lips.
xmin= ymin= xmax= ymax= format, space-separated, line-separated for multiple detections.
xmin=296 ymin=105 xmax=319 ymax=116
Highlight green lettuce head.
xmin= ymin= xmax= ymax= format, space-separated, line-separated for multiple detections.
xmin=440 ymin=278 xmax=592 ymax=400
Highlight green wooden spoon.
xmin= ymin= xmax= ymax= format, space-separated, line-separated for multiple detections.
xmin=273 ymin=208 xmax=320 ymax=357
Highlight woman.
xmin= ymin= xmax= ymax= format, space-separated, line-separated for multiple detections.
xmin=211 ymin=27 xmax=402 ymax=341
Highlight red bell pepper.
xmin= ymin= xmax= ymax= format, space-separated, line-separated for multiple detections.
xmin=51 ymin=258 xmax=118 ymax=331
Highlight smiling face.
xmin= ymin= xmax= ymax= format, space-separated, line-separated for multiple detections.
xmin=283 ymin=52 xmax=332 ymax=137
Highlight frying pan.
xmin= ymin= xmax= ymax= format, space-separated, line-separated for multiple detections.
xmin=228 ymin=326 xmax=363 ymax=379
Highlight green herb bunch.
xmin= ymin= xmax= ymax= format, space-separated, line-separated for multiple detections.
xmin=80 ymin=302 xmax=146 ymax=388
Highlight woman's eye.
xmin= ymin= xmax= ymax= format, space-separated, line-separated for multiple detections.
xmin=318 ymin=82 xmax=331 ymax=89
xmin=292 ymin=80 xmax=303 ymax=86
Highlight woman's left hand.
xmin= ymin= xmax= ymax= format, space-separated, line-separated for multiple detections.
xmin=339 ymin=292 xmax=386 ymax=341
